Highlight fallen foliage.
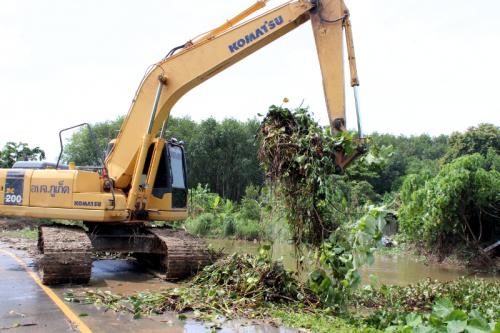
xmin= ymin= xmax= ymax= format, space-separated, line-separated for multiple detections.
xmin=65 ymin=247 xmax=318 ymax=319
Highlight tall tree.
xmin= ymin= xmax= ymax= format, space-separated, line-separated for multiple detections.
xmin=443 ymin=123 xmax=499 ymax=163
xmin=0 ymin=142 xmax=45 ymax=168
xmin=63 ymin=117 xmax=124 ymax=166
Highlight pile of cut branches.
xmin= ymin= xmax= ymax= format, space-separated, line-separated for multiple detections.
xmin=65 ymin=247 xmax=318 ymax=319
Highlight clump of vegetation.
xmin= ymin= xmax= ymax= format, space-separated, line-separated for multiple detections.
xmin=353 ymin=278 xmax=499 ymax=322
xmin=384 ymin=298 xmax=497 ymax=332
xmin=349 ymin=278 xmax=500 ymax=332
xmin=185 ymin=184 xmax=265 ymax=240
xmin=257 ymin=105 xmax=392 ymax=308
xmin=65 ymin=246 xmax=318 ymax=319
xmin=258 ymin=105 xmax=352 ymax=246
xmin=398 ymin=153 xmax=499 ymax=264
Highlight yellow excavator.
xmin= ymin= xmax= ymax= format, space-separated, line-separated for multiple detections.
xmin=0 ymin=0 xmax=364 ymax=284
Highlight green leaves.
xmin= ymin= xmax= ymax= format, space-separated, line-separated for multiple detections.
xmin=398 ymin=152 xmax=500 ymax=261
xmin=447 ymin=320 xmax=467 ymax=333
xmin=386 ymin=298 xmax=497 ymax=333
xmin=444 ymin=123 xmax=499 ymax=163
xmin=433 ymin=299 xmax=454 ymax=319
xmin=307 ymin=206 xmax=388 ymax=309
xmin=0 ymin=142 xmax=45 ymax=168
xmin=405 ymin=313 xmax=423 ymax=327
xmin=353 ymin=278 xmax=499 ymax=333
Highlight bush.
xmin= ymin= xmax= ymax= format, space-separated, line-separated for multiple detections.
xmin=223 ymin=216 xmax=236 ymax=237
xmin=398 ymin=153 xmax=500 ymax=261
xmin=188 ymin=184 xmax=225 ymax=217
xmin=235 ymin=219 xmax=260 ymax=240
xmin=185 ymin=213 xmax=218 ymax=237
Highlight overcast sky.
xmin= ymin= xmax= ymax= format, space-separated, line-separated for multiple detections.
xmin=1 ymin=0 xmax=499 ymax=160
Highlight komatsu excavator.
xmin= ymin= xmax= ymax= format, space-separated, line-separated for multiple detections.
xmin=0 ymin=0 xmax=364 ymax=284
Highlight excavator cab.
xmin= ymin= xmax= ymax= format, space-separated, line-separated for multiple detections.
xmin=104 ymin=137 xmax=188 ymax=220
xmin=151 ymin=142 xmax=188 ymax=209
xmin=133 ymin=138 xmax=188 ymax=221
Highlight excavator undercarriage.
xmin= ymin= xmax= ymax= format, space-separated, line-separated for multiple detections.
xmin=37 ymin=224 xmax=212 ymax=285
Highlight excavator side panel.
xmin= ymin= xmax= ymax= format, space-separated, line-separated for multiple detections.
xmin=0 ymin=169 xmax=128 ymax=221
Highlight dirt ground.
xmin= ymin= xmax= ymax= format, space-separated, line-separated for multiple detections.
xmin=0 ymin=216 xmax=41 ymax=231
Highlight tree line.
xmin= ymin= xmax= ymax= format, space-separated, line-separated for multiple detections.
xmin=1 ymin=113 xmax=498 ymax=263
xmin=56 ymin=116 xmax=498 ymax=202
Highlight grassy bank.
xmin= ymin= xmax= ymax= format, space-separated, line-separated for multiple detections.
xmin=0 ymin=227 xmax=37 ymax=240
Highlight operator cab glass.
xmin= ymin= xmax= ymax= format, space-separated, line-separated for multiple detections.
xmin=169 ymin=145 xmax=186 ymax=190
xmin=152 ymin=143 xmax=187 ymax=208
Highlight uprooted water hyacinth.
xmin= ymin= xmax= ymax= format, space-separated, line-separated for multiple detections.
xmin=65 ymin=246 xmax=319 ymax=319
xmin=258 ymin=105 xmax=390 ymax=307
xmin=258 ymin=105 xmax=354 ymax=246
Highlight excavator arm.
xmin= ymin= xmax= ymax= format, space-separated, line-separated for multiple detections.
xmin=106 ymin=0 xmax=363 ymax=197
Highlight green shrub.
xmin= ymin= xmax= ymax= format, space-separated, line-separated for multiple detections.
xmin=185 ymin=213 xmax=218 ymax=237
xmin=398 ymin=153 xmax=500 ymax=258
xmin=188 ymin=184 xmax=224 ymax=217
xmin=223 ymin=216 xmax=236 ymax=237
xmin=235 ymin=219 xmax=260 ymax=240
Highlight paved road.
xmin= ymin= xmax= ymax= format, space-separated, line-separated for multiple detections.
xmin=0 ymin=242 xmax=297 ymax=333
xmin=0 ymin=248 xmax=77 ymax=332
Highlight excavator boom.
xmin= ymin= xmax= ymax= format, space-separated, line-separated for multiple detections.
xmin=107 ymin=0 xmax=357 ymax=191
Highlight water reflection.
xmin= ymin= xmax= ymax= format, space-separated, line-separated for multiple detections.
xmin=207 ymin=239 xmax=497 ymax=285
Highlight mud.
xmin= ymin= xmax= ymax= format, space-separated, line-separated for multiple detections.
xmin=0 ymin=216 xmax=40 ymax=231
xmin=0 ymin=236 xmax=36 ymax=252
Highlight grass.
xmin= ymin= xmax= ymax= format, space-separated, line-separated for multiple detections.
xmin=0 ymin=227 xmax=37 ymax=240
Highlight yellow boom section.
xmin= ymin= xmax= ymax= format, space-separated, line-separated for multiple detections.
xmin=193 ymin=0 xmax=268 ymax=44
xmin=106 ymin=0 xmax=351 ymax=190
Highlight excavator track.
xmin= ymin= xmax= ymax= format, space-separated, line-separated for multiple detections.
xmin=37 ymin=225 xmax=93 ymax=285
xmin=140 ymin=228 xmax=212 ymax=280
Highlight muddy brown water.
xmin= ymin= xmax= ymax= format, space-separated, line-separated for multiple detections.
xmin=207 ymin=239 xmax=498 ymax=285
